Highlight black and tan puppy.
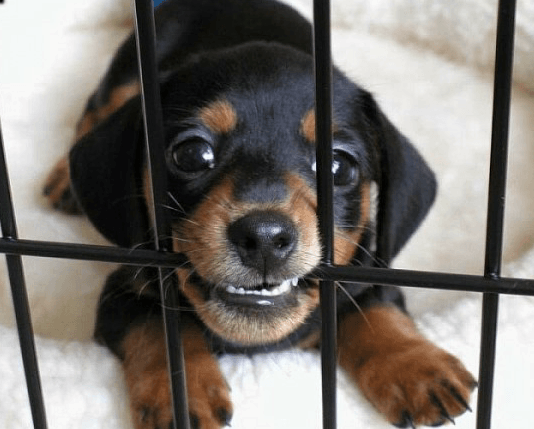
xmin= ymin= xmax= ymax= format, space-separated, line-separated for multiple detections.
xmin=44 ymin=0 xmax=477 ymax=427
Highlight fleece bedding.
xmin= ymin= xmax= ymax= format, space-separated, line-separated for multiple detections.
xmin=0 ymin=0 xmax=534 ymax=427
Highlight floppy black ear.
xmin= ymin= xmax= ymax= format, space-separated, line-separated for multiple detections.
xmin=363 ymin=93 xmax=437 ymax=265
xmin=69 ymin=97 xmax=149 ymax=248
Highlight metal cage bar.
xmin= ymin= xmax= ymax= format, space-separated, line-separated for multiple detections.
xmin=477 ymin=0 xmax=517 ymax=428
xmin=0 ymin=125 xmax=47 ymax=428
xmin=0 ymin=0 xmax=528 ymax=428
xmin=312 ymin=1 xmax=338 ymax=428
xmin=131 ymin=0 xmax=190 ymax=428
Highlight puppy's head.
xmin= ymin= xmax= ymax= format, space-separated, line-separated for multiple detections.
xmin=70 ymin=42 xmax=436 ymax=346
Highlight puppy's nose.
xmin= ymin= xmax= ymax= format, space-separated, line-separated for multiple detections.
xmin=227 ymin=211 xmax=298 ymax=273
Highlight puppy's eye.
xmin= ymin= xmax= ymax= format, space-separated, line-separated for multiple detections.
xmin=169 ymin=134 xmax=215 ymax=174
xmin=332 ymin=150 xmax=359 ymax=186
xmin=311 ymin=150 xmax=359 ymax=187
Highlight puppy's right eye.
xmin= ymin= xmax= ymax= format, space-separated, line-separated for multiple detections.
xmin=168 ymin=131 xmax=216 ymax=176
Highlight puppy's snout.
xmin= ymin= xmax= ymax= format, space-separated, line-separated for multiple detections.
xmin=227 ymin=211 xmax=298 ymax=273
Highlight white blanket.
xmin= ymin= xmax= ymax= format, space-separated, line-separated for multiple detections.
xmin=0 ymin=0 xmax=533 ymax=427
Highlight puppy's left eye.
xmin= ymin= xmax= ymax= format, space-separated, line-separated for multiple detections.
xmin=168 ymin=131 xmax=215 ymax=175
xmin=311 ymin=150 xmax=360 ymax=187
xmin=332 ymin=150 xmax=359 ymax=186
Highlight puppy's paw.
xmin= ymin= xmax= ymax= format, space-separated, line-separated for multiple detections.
xmin=356 ymin=342 xmax=477 ymax=427
xmin=186 ymin=354 xmax=233 ymax=429
xmin=123 ymin=325 xmax=232 ymax=429
xmin=43 ymin=156 xmax=81 ymax=214
xmin=128 ymin=366 xmax=173 ymax=429
xmin=127 ymin=362 xmax=232 ymax=429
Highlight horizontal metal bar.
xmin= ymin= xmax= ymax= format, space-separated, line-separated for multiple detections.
xmin=0 ymin=237 xmax=188 ymax=267
xmin=318 ymin=265 xmax=534 ymax=296
xmin=1 ymin=238 xmax=533 ymax=295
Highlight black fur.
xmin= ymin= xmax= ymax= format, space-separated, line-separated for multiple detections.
xmin=62 ymin=0 xmax=441 ymax=426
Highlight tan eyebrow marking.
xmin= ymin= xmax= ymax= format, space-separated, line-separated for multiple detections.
xmin=198 ymin=99 xmax=238 ymax=134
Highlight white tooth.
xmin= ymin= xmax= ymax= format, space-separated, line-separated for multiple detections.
xmin=226 ymin=285 xmax=237 ymax=294
xmin=270 ymin=287 xmax=280 ymax=296
xmin=252 ymin=290 xmax=262 ymax=295
xmin=261 ymin=289 xmax=272 ymax=296
xmin=237 ymin=287 xmax=246 ymax=295
xmin=279 ymin=281 xmax=291 ymax=294
xmin=291 ymin=277 xmax=299 ymax=287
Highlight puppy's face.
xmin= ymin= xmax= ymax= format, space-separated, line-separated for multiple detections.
xmin=70 ymin=42 xmax=435 ymax=348
xmin=158 ymin=44 xmax=375 ymax=345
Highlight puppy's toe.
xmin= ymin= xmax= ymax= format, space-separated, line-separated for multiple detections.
xmin=43 ymin=156 xmax=82 ymax=214
xmin=356 ymin=342 xmax=477 ymax=427
xmin=128 ymin=367 xmax=173 ymax=429
xmin=186 ymin=354 xmax=233 ymax=428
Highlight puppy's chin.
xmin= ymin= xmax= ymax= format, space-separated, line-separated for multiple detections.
xmin=178 ymin=270 xmax=320 ymax=346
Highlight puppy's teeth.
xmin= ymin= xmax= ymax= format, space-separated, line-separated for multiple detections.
xmin=261 ymin=289 xmax=273 ymax=296
xmin=237 ymin=287 xmax=246 ymax=295
xmin=279 ymin=281 xmax=291 ymax=294
xmin=291 ymin=277 xmax=299 ymax=287
xmin=226 ymin=285 xmax=237 ymax=294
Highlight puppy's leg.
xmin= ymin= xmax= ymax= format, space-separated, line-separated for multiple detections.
xmin=95 ymin=267 xmax=232 ymax=429
xmin=43 ymin=155 xmax=81 ymax=213
xmin=123 ymin=321 xmax=233 ymax=429
xmin=338 ymin=305 xmax=477 ymax=427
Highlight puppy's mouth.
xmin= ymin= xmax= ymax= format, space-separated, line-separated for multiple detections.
xmin=216 ymin=277 xmax=301 ymax=307
xmin=180 ymin=270 xmax=320 ymax=345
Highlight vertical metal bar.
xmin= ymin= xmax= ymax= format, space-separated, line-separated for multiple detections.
xmin=0 ymin=123 xmax=48 ymax=429
xmin=131 ymin=1 xmax=190 ymax=429
xmin=313 ymin=1 xmax=337 ymax=428
xmin=477 ymin=0 xmax=516 ymax=428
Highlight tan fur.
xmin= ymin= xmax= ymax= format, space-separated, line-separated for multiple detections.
xmin=172 ymin=174 xmax=324 ymax=346
xmin=171 ymin=173 xmax=374 ymax=346
xmin=75 ymin=81 xmax=141 ymax=140
xmin=300 ymin=109 xmax=316 ymax=143
xmin=122 ymin=321 xmax=232 ymax=429
xmin=333 ymin=182 xmax=372 ymax=265
xmin=299 ymin=109 xmax=338 ymax=143
xmin=198 ymin=99 xmax=238 ymax=134
xmin=43 ymin=156 xmax=71 ymax=205
xmin=338 ymin=306 xmax=477 ymax=426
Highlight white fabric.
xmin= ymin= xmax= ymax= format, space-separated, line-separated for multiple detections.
xmin=0 ymin=0 xmax=533 ymax=427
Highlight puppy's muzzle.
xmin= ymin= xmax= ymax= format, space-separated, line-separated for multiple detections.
xmin=227 ymin=211 xmax=298 ymax=276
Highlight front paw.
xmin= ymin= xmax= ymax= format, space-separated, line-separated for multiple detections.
xmin=127 ymin=363 xmax=232 ymax=429
xmin=186 ymin=354 xmax=233 ymax=429
xmin=43 ymin=156 xmax=82 ymax=214
xmin=356 ymin=342 xmax=477 ymax=427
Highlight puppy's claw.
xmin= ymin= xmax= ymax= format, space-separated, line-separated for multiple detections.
xmin=189 ymin=414 xmax=199 ymax=429
xmin=430 ymin=392 xmax=455 ymax=425
xmin=448 ymin=384 xmax=474 ymax=413
xmin=394 ymin=411 xmax=415 ymax=429
xmin=216 ymin=407 xmax=233 ymax=427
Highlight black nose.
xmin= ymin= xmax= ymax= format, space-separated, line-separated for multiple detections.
xmin=227 ymin=211 xmax=298 ymax=273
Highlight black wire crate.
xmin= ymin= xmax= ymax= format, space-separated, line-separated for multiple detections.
xmin=1 ymin=0 xmax=533 ymax=428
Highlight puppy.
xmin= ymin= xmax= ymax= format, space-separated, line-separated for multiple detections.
xmin=44 ymin=0 xmax=477 ymax=427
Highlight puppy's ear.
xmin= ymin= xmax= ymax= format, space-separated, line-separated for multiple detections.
xmin=69 ymin=97 xmax=149 ymax=247
xmin=363 ymin=92 xmax=437 ymax=265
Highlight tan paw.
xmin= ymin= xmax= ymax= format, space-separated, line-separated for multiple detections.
xmin=43 ymin=156 xmax=81 ymax=213
xmin=186 ymin=354 xmax=233 ymax=429
xmin=123 ymin=324 xmax=232 ymax=429
xmin=356 ymin=342 xmax=477 ymax=427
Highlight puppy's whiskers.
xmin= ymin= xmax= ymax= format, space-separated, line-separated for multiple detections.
xmin=335 ymin=281 xmax=375 ymax=332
